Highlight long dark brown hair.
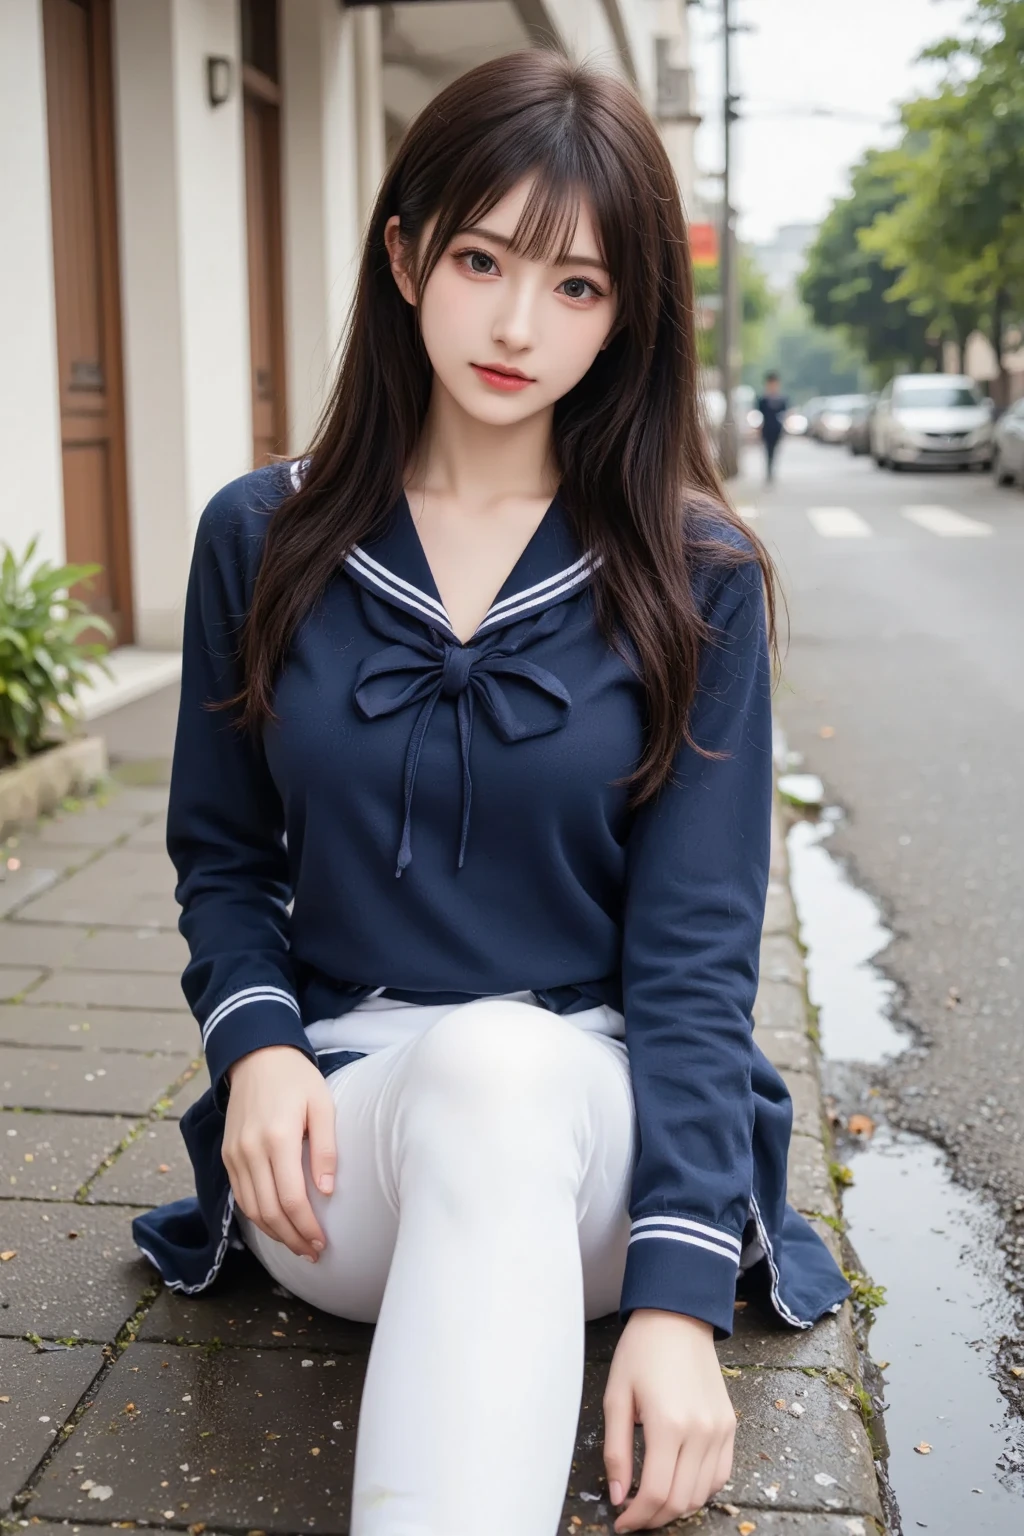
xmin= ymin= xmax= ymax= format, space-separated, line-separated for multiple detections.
xmin=233 ymin=48 xmax=778 ymax=807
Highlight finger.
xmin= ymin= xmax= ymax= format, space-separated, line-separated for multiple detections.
xmin=709 ymin=1432 xmax=735 ymax=1498
xmin=228 ymin=1165 xmax=264 ymax=1232
xmin=613 ymin=1420 xmax=683 ymax=1534
xmin=271 ymin=1137 xmax=328 ymax=1251
xmin=306 ymin=1090 xmax=338 ymax=1198
xmin=250 ymin=1154 xmax=317 ymax=1258
xmin=651 ymin=1433 xmax=714 ymax=1526
xmin=602 ymin=1384 xmax=637 ymax=1511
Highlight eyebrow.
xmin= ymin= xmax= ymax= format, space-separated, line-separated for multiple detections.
xmin=458 ymin=226 xmax=609 ymax=274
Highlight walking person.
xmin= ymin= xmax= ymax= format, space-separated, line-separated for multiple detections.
xmin=757 ymin=371 xmax=789 ymax=483
xmin=134 ymin=50 xmax=848 ymax=1536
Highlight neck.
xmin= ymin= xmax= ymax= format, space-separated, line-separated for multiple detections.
xmin=406 ymin=374 xmax=560 ymax=507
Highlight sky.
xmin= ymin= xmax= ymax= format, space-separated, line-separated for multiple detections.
xmin=688 ymin=0 xmax=976 ymax=243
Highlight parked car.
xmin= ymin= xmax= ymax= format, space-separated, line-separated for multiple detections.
xmin=992 ymin=396 xmax=1024 ymax=487
xmin=847 ymin=395 xmax=878 ymax=456
xmin=871 ymin=374 xmax=994 ymax=471
xmin=814 ymin=394 xmax=871 ymax=445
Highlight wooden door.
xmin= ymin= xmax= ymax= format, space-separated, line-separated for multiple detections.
xmin=243 ymin=79 xmax=287 ymax=465
xmin=42 ymin=0 xmax=133 ymax=643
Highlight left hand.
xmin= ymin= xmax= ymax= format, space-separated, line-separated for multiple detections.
xmin=602 ymin=1308 xmax=736 ymax=1532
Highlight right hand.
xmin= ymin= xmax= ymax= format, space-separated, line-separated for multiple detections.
xmin=222 ymin=1045 xmax=338 ymax=1262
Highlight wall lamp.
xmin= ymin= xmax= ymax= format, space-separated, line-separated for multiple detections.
xmin=206 ymin=55 xmax=233 ymax=108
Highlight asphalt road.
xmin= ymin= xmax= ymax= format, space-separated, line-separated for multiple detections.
xmin=736 ymin=434 xmax=1024 ymax=1259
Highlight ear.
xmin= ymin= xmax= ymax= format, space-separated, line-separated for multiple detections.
xmin=384 ymin=215 xmax=417 ymax=307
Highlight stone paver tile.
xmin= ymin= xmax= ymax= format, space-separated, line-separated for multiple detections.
xmin=754 ymin=979 xmax=809 ymax=1034
xmin=162 ymin=1061 xmax=211 ymax=1119
xmin=30 ymin=1342 xmax=362 ymax=1532
xmin=0 ymin=867 xmax=62 ymax=920
xmin=720 ymin=1303 xmax=857 ymax=1376
xmin=762 ymin=876 xmax=798 ymax=936
xmin=0 ymin=922 xmax=90 ymax=969
xmin=104 ymin=785 xmax=170 ymax=814
xmin=571 ymin=1364 xmax=880 ymax=1519
xmin=29 ymin=970 xmax=188 ymax=1012
xmin=33 ymin=808 xmax=147 ymax=847
xmin=0 ymin=1337 xmax=105 ymax=1508
xmin=125 ymin=819 xmax=169 ymax=847
xmin=0 ymin=1046 xmax=193 ymax=1116
xmin=562 ymin=1504 xmax=877 ymax=1535
xmin=0 ymin=1202 xmax=153 ymax=1339
xmin=1 ymin=1111 xmax=132 ymax=1199
xmin=0 ymin=967 xmax=46 ymax=1000
xmin=87 ymin=1119 xmax=196 ymax=1207
xmin=758 ymin=1024 xmax=816 ymax=1076
xmin=759 ymin=935 xmax=805 ymax=989
xmin=14 ymin=848 xmax=179 ymax=930
xmin=0 ymin=1004 xmax=195 ymax=1055
xmin=783 ymin=1070 xmax=824 ymax=1142
xmin=138 ymin=1248 xmax=376 ymax=1353
xmin=787 ymin=1133 xmax=839 ymax=1218
xmin=73 ymin=927 xmax=188 ymax=975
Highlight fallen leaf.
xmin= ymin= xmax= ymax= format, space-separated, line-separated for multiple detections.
xmin=721 ymin=1366 xmax=742 ymax=1378
xmin=733 ymin=1299 xmax=748 ymax=1311
xmin=914 ymin=1442 xmax=932 ymax=1455
xmin=1010 ymin=1366 xmax=1024 ymax=1378
xmin=158 ymin=1164 xmax=171 ymax=1173
xmin=720 ymin=1506 xmax=740 ymax=1518
xmin=124 ymin=1402 xmax=135 ymax=1412
xmin=0 ymin=1395 xmax=9 ymax=1402
xmin=271 ymin=1331 xmax=286 ymax=1338
xmin=847 ymin=1114 xmax=875 ymax=1139
xmin=945 ymin=987 xmax=961 ymax=1008
xmin=773 ymin=1398 xmax=787 ymax=1411
xmin=877 ymin=1360 xmax=890 ymax=1369
xmin=738 ymin=1523 xmax=757 ymax=1535
xmin=819 ymin=725 xmax=835 ymax=739
xmin=310 ymin=1447 xmax=320 ymax=1456
xmin=0 ymin=1251 xmax=16 ymax=1261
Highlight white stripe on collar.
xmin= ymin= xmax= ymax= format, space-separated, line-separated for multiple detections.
xmin=347 ymin=545 xmax=452 ymax=624
xmin=345 ymin=551 xmax=457 ymax=633
xmin=474 ymin=554 xmax=602 ymax=633
xmin=483 ymin=550 xmax=595 ymax=620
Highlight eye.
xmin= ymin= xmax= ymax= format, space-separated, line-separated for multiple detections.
xmin=558 ymin=276 xmax=605 ymax=302
xmin=455 ymin=248 xmax=500 ymax=276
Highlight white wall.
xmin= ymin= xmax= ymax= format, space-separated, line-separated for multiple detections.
xmin=113 ymin=0 xmax=251 ymax=648
xmin=0 ymin=0 xmax=66 ymax=566
xmin=280 ymin=0 xmax=384 ymax=453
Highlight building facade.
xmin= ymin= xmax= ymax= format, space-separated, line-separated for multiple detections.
xmin=1 ymin=0 xmax=698 ymax=668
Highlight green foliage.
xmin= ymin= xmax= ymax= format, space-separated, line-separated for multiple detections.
xmin=0 ymin=541 xmax=113 ymax=767
xmin=742 ymin=301 xmax=869 ymax=400
xmin=843 ymin=1268 xmax=888 ymax=1321
xmin=800 ymin=149 xmax=942 ymax=374
xmin=694 ymin=251 xmax=778 ymax=371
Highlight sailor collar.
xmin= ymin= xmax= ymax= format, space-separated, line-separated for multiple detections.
xmin=287 ymin=463 xmax=602 ymax=875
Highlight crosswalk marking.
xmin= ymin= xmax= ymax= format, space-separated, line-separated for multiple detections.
xmin=806 ymin=507 xmax=873 ymax=539
xmin=901 ymin=505 xmax=993 ymax=538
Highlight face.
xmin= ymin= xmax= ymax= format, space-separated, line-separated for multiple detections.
xmin=385 ymin=177 xmax=617 ymax=427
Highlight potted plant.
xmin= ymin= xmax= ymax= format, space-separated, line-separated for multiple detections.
xmin=0 ymin=540 xmax=114 ymax=833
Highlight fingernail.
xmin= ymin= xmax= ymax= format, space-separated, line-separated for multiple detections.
xmin=609 ymin=1481 xmax=624 ymax=1506
xmin=302 ymin=1253 xmax=318 ymax=1264
xmin=318 ymin=1174 xmax=334 ymax=1194
xmin=311 ymin=1239 xmax=325 ymax=1252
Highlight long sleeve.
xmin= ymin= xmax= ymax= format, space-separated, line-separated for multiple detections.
xmin=618 ymin=553 xmax=773 ymax=1337
xmin=167 ymin=480 xmax=318 ymax=1109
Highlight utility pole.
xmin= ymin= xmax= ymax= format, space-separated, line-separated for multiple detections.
xmin=718 ymin=0 xmax=740 ymax=479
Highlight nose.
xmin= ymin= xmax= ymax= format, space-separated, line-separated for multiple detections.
xmin=491 ymin=273 xmax=542 ymax=355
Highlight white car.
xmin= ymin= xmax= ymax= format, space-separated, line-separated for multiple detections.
xmin=871 ymin=374 xmax=994 ymax=471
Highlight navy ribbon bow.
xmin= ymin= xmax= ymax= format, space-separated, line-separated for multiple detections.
xmin=352 ymin=593 xmax=574 ymax=876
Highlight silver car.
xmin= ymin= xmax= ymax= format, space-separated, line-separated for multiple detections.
xmin=993 ymin=397 xmax=1024 ymax=488
xmin=871 ymin=374 xmax=994 ymax=471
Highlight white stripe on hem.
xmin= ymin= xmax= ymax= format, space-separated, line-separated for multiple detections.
xmin=628 ymin=1229 xmax=741 ymax=1265
xmin=630 ymin=1214 xmax=743 ymax=1256
xmin=202 ymin=986 xmax=301 ymax=1045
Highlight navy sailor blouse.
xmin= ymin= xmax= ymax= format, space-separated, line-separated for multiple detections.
xmin=131 ymin=461 xmax=850 ymax=1338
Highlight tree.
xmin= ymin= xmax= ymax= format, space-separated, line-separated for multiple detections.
xmin=693 ymin=251 xmax=776 ymax=373
xmin=860 ymin=0 xmax=1024 ymax=400
xmin=799 ymin=149 xmax=942 ymax=376
xmin=742 ymin=302 xmax=868 ymax=402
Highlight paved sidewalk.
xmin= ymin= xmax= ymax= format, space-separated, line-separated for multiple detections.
xmin=0 ymin=702 xmax=883 ymax=1535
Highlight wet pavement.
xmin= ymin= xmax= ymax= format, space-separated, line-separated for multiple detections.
xmin=786 ymin=801 xmax=1024 ymax=1531
xmin=0 ymin=692 xmax=882 ymax=1534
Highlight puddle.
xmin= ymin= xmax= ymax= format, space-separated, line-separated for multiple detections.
xmin=786 ymin=811 xmax=1024 ymax=1530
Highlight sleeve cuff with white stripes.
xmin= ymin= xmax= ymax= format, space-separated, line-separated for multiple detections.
xmin=201 ymin=984 xmax=319 ymax=1110
xmin=619 ymin=1213 xmax=743 ymax=1338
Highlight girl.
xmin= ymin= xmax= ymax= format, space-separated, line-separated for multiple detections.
xmin=133 ymin=48 xmax=849 ymax=1536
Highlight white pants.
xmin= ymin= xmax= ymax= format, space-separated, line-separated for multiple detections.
xmin=235 ymin=996 xmax=637 ymax=1536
